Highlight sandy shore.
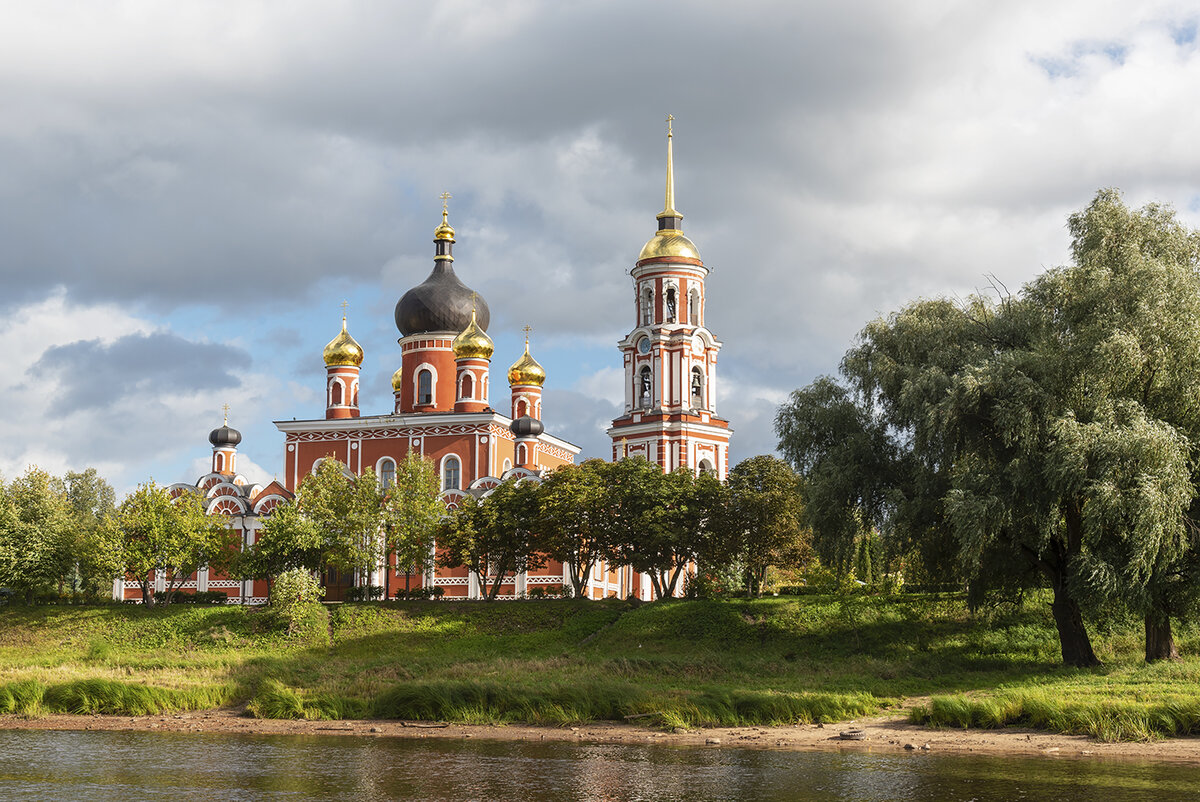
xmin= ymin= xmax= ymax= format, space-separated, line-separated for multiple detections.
xmin=5 ymin=709 xmax=1200 ymax=764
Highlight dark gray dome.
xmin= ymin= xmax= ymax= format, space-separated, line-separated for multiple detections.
xmin=510 ymin=415 xmax=544 ymax=438
xmin=395 ymin=263 xmax=490 ymax=337
xmin=209 ymin=425 xmax=242 ymax=448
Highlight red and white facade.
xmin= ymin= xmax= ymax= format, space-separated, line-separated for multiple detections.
xmin=608 ymin=123 xmax=732 ymax=479
xmin=113 ymin=421 xmax=292 ymax=605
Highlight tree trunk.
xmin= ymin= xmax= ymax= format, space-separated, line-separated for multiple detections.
xmin=1049 ymin=584 xmax=1099 ymax=667
xmin=570 ymin=561 xmax=590 ymax=599
xmin=1145 ymin=611 xmax=1180 ymax=662
xmin=648 ymin=572 xmax=664 ymax=600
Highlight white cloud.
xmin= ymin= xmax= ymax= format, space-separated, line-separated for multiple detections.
xmin=4 ymin=1 xmax=1200 ymax=488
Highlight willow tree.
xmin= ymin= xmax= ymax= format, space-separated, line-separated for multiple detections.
xmin=779 ymin=190 xmax=1200 ymax=666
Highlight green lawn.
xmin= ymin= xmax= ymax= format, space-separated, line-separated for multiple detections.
xmin=1 ymin=594 xmax=1197 ymax=739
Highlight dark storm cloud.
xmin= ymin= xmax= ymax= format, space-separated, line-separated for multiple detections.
xmin=0 ymin=0 xmax=963 ymax=317
xmin=34 ymin=332 xmax=247 ymax=415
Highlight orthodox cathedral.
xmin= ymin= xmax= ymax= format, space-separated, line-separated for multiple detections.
xmin=114 ymin=122 xmax=732 ymax=604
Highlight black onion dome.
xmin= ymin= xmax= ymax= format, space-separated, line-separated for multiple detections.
xmin=395 ymin=263 xmax=491 ymax=336
xmin=209 ymin=425 xmax=242 ymax=448
xmin=510 ymin=416 xmax=544 ymax=438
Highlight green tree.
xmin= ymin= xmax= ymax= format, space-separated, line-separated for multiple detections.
xmin=537 ymin=459 xmax=618 ymax=598
xmin=299 ymin=459 xmax=385 ymax=581
xmin=0 ymin=467 xmax=74 ymax=603
xmin=239 ymin=498 xmax=324 ymax=581
xmin=437 ymin=479 xmax=545 ymax=601
xmin=62 ymin=468 xmax=117 ymax=597
xmin=614 ymin=460 xmax=725 ymax=600
xmin=724 ymin=455 xmax=809 ymax=597
xmin=97 ymin=483 xmax=237 ymax=607
xmin=382 ymin=453 xmax=444 ymax=597
xmin=778 ymin=190 xmax=1200 ymax=666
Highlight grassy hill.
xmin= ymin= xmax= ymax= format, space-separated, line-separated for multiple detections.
xmin=2 ymin=594 xmax=1199 ymax=739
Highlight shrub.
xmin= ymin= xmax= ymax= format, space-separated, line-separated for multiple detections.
xmin=270 ymin=569 xmax=328 ymax=642
xmin=345 ymin=585 xmax=384 ymax=602
xmin=151 ymin=590 xmax=229 ymax=605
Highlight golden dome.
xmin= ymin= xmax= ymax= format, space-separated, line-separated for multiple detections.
xmin=434 ymin=197 xmax=455 ymax=242
xmin=452 ymin=308 xmax=494 ymax=360
xmin=323 ymin=318 xmax=364 ymax=367
xmin=638 ymin=230 xmax=701 ymax=263
xmin=507 ymin=339 xmax=546 ymax=387
xmin=391 ymin=366 xmax=404 ymax=392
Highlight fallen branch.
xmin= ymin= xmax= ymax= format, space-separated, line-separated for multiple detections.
xmin=400 ymin=721 xmax=450 ymax=729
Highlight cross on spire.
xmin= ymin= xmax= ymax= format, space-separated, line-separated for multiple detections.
xmin=440 ymin=191 xmax=452 ymax=221
xmin=222 ymin=403 xmax=230 ymax=425
xmin=340 ymin=300 xmax=349 ymax=327
xmin=666 ymin=113 xmax=673 ymax=137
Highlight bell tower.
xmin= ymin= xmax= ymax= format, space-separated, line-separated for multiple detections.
xmin=607 ymin=117 xmax=732 ymax=478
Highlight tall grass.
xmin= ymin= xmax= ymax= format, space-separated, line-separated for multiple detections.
xmin=0 ymin=679 xmax=232 ymax=717
xmin=910 ymin=692 xmax=1200 ymax=742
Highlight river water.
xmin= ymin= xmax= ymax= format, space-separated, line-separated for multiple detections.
xmin=1 ymin=728 xmax=1198 ymax=801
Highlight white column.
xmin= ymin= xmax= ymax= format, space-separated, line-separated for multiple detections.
xmin=112 ymin=578 xmax=123 ymax=601
xmin=198 ymin=568 xmax=209 ymax=592
xmin=468 ymin=572 xmax=480 ymax=600
xmin=517 ymin=570 xmax=527 ymax=597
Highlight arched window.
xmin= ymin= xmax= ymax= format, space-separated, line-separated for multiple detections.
xmin=442 ymin=455 xmax=461 ymax=491
xmin=351 ymin=381 xmax=358 ymax=407
xmin=515 ymin=399 xmax=527 ymax=418
xmin=461 ymin=373 xmax=474 ymax=399
xmin=379 ymin=458 xmax=396 ymax=489
xmin=665 ymin=287 xmax=677 ymax=322
xmin=642 ymin=287 xmax=654 ymax=326
xmin=503 ymin=458 xmax=512 ymax=472
xmin=639 ymin=367 xmax=653 ymax=409
xmin=691 ymin=367 xmax=704 ymax=408
xmin=517 ymin=444 xmax=527 ymax=465
xmin=698 ymin=459 xmax=714 ymax=476
xmin=418 ymin=370 xmax=433 ymax=405
xmin=331 ymin=380 xmax=343 ymax=406
xmin=689 ymin=288 xmax=701 ymax=324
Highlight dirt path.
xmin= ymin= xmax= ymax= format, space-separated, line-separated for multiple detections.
xmin=5 ymin=709 xmax=1200 ymax=764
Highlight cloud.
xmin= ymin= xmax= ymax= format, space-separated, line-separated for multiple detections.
xmin=34 ymin=332 xmax=247 ymax=415
xmin=0 ymin=289 xmax=288 ymax=495
xmin=4 ymin=1 xmax=1200 ymax=489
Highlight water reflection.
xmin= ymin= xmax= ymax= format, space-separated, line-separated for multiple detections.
xmin=0 ymin=728 xmax=1196 ymax=801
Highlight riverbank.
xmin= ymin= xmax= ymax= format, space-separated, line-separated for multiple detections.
xmin=4 ymin=596 xmax=1200 ymax=742
xmin=6 ymin=708 xmax=1200 ymax=765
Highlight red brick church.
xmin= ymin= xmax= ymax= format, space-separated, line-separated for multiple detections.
xmin=114 ymin=122 xmax=731 ymax=604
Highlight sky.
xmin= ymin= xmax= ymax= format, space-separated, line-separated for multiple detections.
xmin=3 ymin=1 xmax=1200 ymax=495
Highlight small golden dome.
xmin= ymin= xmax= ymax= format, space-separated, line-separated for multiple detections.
xmin=507 ymin=340 xmax=546 ymax=387
xmin=638 ymin=230 xmax=701 ymax=263
xmin=323 ymin=318 xmax=364 ymax=367
xmin=452 ymin=309 xmax=494 ymax=360
xmin=434 ymin=205 xmax=455 ymax=242
xmin=391 ymin=366 xmax=404 ymax=392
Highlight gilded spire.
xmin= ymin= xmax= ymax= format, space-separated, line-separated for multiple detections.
xmin=639 ymin=115 xmax=700 ymax=263
xmin=658 ymin=114 xmax=681 ymax=222
xmin=222 ymin=403 xmax=230 ymax=426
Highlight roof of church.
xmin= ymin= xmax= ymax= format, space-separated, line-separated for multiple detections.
xmin=395 ymin=204 xmax=490 ymax=337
